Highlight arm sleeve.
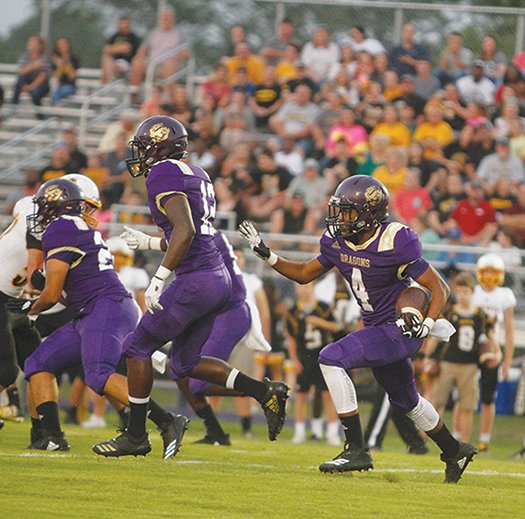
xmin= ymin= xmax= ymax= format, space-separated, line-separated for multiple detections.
xmin=26 ymin=230 xmax=42 ymax=250
xmin=395 ymin=226 xmax=429 ymax=280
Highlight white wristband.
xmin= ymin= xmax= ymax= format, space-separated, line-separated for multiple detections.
xmin=266 ymin=251 xmax=278 ymax=266
xmin=154 ymin=265 xmax=171 ymax=280
xmin=423 ymin=317 xmax=435 ymax=330
xmin=149 ymin=237 xmax=163 ymax=251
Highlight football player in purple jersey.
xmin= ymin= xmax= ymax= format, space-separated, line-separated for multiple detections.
xmin=93 ymin=116 xmax=288 ymax=458
xmin=240 ymin=175 xmax=477 ymax=483
xmin=7 ymin=178 xmax=187 ymax=455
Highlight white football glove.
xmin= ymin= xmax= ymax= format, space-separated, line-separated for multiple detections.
xmin=396 ymin=314 xmax=435 ymax=339
xmin=238 ymin=220 xmax=277 ymax=265
xmin=120 ymin=226 xmax=163 ymax=251
xmin=144 ymin=266 xmax=171 ymax=313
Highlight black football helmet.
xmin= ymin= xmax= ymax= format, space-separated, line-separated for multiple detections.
xmin=325 ymin=175 xmax=389 ymax=240
xmin=27 ymin=178 xmax=86 ymax=234
xmin=126 ymin=115 xmax=189 ymax=177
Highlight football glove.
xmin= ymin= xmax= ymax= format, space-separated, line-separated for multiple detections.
xmin=120 ymin=226 xmax=163 ymax=251
xmin=30 ymin=269 xmax=46 ymax=292
xmin=5 ymin=297 xmax=35 ymax=315
xmin=396 ymin=314 xmax=435 ymax=339
xmin=239 ymin=220 xmax=275 ymax=263
xmin=145 ymin=266 xmax=170 ymax=314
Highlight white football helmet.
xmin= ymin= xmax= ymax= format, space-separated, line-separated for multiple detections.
xmin=476 ymin=253 xmax=505 ymax=290
xmin=12 ymin=195 xmax=34 ymax=218
xmin=62 ymin=173 xmax=101 ymax=226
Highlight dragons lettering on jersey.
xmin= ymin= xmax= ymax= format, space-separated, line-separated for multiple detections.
xmin=339 ymin=253 xmax=371 ymax=268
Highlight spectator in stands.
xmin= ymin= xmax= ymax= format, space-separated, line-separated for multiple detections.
xmin=98 ymin=108 xmax=139 ymax=156
xmin=499 ymin=182 xmax=525 ymax=246
xmin=102 ymin=132 xmax=130 ymax=204
xmin=437 ymin=32 xmax=473 ymax=85
xmin=509 ymin=118 xmax=525 ymax=161
xmin=383 ymin=70 xmax=404 ymax=102
xmin=273 ymin=136 xmax=304 ymax=177
xmin=414 ymin=59 xmax=441 ymax=101
xmin=249 ymin=66 xmax=283 ymax=130
xmin=84 ymin=153 xmax=109 ymax=192
xmin=391 ymin=168 xmax=433 ymax=224
xmin=463 ymin=121 xmax=496 ymax=179
xmin=129 ymin=6 xmax=190 ymax=98
xmin=38 ymin=143 xmax=76 ymax=182
xmin=329 ymin=69 xmax=359 ymax=108
xmin=311 ymin=91 xmax=345 ymax=152
xmin=323 ymin=138 xmax=359 ymax=189
xmin=3 ymin=169 xmax=41 ymax=214
xmin=214 ymin=178 xmax=247 ymax=228
xmin=393 ymin=74 xmax=426 ymax=118
xmin=260 ymin=18 xmax=302 ymax=67
xmin=447 ymin=180 xmax=497 ymax=246
xmin=427 ymin=172 xmax=465 ymax=237
xmin=356 ymin=133 xmax=388 ymax=176
xmin=101 ymin=15 xmax=141 ymax=83
xmin=140 ymin=85 xmax=165 ymax=118
xmin=372 ymin=146 xmax=408 ymax=196
xmin=494 ymin=65 xmax=524 ymax=107
xmin=476 ymin=136 xmax=525 ymax=193
xmin=456 ymin=60 xmax=496 ymax=106
xmin=300 ymin=26 xmax=340 ymax=84
xmin=413 ymin=104 xmax=454 ymax=160
xmin=230 ymin=66 xmax=257 ymax=99
xmin=62 ymin=125 xmax=87 ymax=171
xmin=224 ymin=24 xmax=247 ymax=58
xmin=488 ymin=175 xmax=517 ymax=215
xmin=441 ymin=83 xmax=468 ymax=131
xmin=407 ymin=140 xmax=443 ymax=192
xmin=200 ymin=63 xmax=232 ymax=110
xmin=274 ymin=43 xmax=301 ymax=86
xmin=285 ymin=60 xmax=318 ymax=95
xmin=247 ymin=148 xmax=292 ymax=220
xmin=50 ymin=37 xmax=78 ymax=105
xmin=433 ymin=227 xmax=476 ymax=265
xmin=218 ymin=91 xmax=254 ymax=149
xmin=270 ymin=190 xmax=309 ymax=235
xmin=226 ymin=42 xmax=264 ymax=85
xmin=371 ymin=53 xmax=390 ymax=86
xmin=170 ymin=83 xmax=194 ymax=128
xmin=288 ymin=158 xmax=330 ymax=211
xmin=478 ymin=35 xmax=507 ymax=84
xmin=389 ymin=22 xmax=430 ymax=76
xmin=11 ymin=34 xmax=50 ymax=110
xmin=347 ymin=25 xmax=385 ymax=56
xmin=323 ymin=107 xmax=368 ymax=160
xmin=493 ymin=99 xmax=525 ymax=138
xmin=327 ymin=45 xmax=357 ymax=82
xmin=370 ymin=103 xmax=410 ymax=147
xmin=488 ymin=228 xmax=522 ymax=268
xmin=269 ymin=83 xmax=319 ymax=155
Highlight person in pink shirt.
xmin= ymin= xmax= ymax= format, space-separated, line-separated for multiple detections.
xmin=391 ymin=168 xmax=433 ymax=224
xmin=324 ymin=107 xmax=368 ymax=158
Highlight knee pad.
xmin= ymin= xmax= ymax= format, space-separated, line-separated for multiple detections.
xmin=406 ymin=396 xmax=439 ymax=432
xmin=319 ymin=363 xmax=357 ymax=414
xmin=0 ymin=363 xmax=19 ymax=388
xmin=84 ymin=364 xmax=114 ymax=395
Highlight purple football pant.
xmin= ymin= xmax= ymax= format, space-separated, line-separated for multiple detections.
xmin=172 ymin=301 xmax=251 ymax=393
xmin=318 ymin=323 xmax=422 ymax=413
xmin=123 ymin=267 xmax=232 ymax=379
xmin=24 ymin=296 xmax=138 ymax=394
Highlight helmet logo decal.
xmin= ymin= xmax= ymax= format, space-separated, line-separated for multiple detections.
xmin=149 ymin=123 xmax=170 ymax=143
xmin=364 ymin=185 xmax=383 ymax=206
xmin=44 ymin=185 xmax=64 ymax=202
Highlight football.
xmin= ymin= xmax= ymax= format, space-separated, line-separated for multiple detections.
xmin=478 ymin=341 xmax=502 ymax=369
xmin=395 ymin=286 xmax=431 ymax=322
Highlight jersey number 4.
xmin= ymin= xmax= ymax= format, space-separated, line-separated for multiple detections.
xmin=351 ymin=269 xmax=374 ymax=312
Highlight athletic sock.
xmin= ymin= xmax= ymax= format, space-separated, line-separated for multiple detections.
xmin=340 ymin=413 xmax=365 ymax=450
xmin=118 ymin=407 xmax=130 ymax=428
xmin=232 ymin=372 xmax=267 ymax=402
xmin=7 ymin=387 xmax=20 ymax=409
xmin=36 ymin=401 xmax=61 ymax=435
xmin=427 ymin=423 xmax=459 ymax=458
xmin=127 ymin=397 xmax=149 ymax=438
xmin=31 ymin=417 xmax=42 ymax=433
xmin=240 ymin=416 xmax=252 ymax=434
xmin=147 ymin=398 xmax=172 ymax=428
xmin=196 ymin=404 xmax=226 ymax=437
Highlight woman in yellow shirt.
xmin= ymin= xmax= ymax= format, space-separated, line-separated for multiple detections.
xmin=372 ymin=146 xmax=409 ymax=195
xmin=413 ymin=105 xmax=454 ymax=160
xmin=371 ymin=104 xmax=411 ymax=147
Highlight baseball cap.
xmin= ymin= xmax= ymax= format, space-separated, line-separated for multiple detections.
xmin=473 ymin=59 xmax=485 ymax=68
xmin=401 ymin=74 xmax=415 ymax=82
xmin=496 ymin=136 xmax=510 ymax=145
xmin=290 ymin=190 xmax=305 ymax=199
xmin=446 ymin=227 xmax=462 ymax=240
xmin=304 ymin=158 xmax=319 ymax=169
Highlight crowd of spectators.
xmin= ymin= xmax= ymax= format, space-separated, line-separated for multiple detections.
xmin=4 ymin=11 xmax=525 ymax=267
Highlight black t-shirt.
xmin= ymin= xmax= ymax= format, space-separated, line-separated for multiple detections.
xmin=440 ymin=306 xmax=491 ymax=364
xmin=252 ymin=83 xmax=281 ymax=108
xmin=433 ymin=192 xmax=466 ymax=222
xmin=251 ymin=166 xmax=292 ymax=195
xmin=466 ymin=142 xmax=495 ymax=169
xmin=392 ymin=93 xmax=426 ymax=117
xmin=107 ymin=31 xmax=141 ymax=62
xmin=408 ymin=157 xmax=440 ymax=187
xmin=52 ymin=55 xmax=79 ymax=86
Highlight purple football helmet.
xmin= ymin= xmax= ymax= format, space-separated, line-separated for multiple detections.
xmin=126 ymin=115 xmax=188 ymax=177
xmin=27 ymin=178 xmax=86 ymax=234
xmin=325 ymin=175 xmax=389 ymax=239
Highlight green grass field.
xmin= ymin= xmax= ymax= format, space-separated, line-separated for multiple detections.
xmin=2 ymin=398 xmax=525 ymax=519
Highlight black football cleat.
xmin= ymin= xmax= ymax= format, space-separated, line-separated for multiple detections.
xmin=0 ymin=419 xmax=4 ymax=430
xmin=260 ymin=378 xmax=289 ymax=441
xmin=319 ymin=445 xmax=374 ymax=473
xmin=441 ymin=442 xmax=477 ymax=483
xmin=29 ymin=431 xmax=70 ymax=451
xmin=408 ymin=443 xmax=429 ymax=455
xmin=159 ymin=413 xmax=190 ymax=459
xmin=194 ymin=433 xmax=231 ymax=446
xmin=92 ymin=429 xmax=151 ymax=458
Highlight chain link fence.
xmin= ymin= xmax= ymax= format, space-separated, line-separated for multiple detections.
xmin=1 ymin=1 xmax=524 ymax=73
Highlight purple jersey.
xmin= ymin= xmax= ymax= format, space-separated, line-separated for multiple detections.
xmin=42 ymin=216 xmax=130 ymax=315
xmin=317 ymin=221 xmax=429 ymax=326
xmin=146 ymin=159 xmax=223 ymax=274
xmin=214 ymin=231 xmax=246 ymax=305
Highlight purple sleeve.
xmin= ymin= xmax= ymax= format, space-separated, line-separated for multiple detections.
xmin=317 ymin=233 xmax=335 ymax=269
xmin=42 ymin=219 xmax=83 ymax=265
xmin=394 ymin=226 xmax=429 ymax=280
xmin=146 ymin=162 xmax=185 ymax=208
xmin=404 ymin=257 xmax=430 ymax=280
xmin=317 ymin=253 xmax=334 ymax=269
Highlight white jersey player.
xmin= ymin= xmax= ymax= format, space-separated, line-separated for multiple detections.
xmin=472 ymin=252 xmax=516 ymax=452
